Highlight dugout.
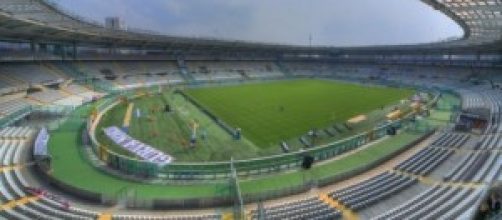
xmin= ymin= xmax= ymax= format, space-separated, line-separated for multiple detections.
xmin=455 ymin=112 xmax=488 ymax=132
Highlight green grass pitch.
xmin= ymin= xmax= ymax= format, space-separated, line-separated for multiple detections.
xmin=48 ymin=90 xmax=454 ymax=200
xmin=48 ymin=103 xmax=427 ymax=199
xmin=96 ymin=92 xmax=259 ymax=162
xmin=186 ymin=79 xmax=414 ymax=147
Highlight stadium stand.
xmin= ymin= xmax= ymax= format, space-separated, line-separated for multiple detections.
xmin=250 ymin=197 xmax=341 ymax=220
xmin=373 ymin=185 xmax=482 ymax=220
xmin=62 ymin=84 xmax=98 ymax=99
xmin=0 ymin=171 xmax=100 ymax=220
xmin=187 ymin=61 xmax=243 ymax=81
xmin=0 ymin=100 xmax=31 ymax=120
xmin=329 ymin=172 xmax=417 ymax=210
xmin=72 ymin=61 xmax=184 ymax=89
xmin=0 ymin=125 xmax=225 ymax=220
xmin=27 ymin=89 xmax=68 ymax=104
xmin=0 ymin=63 xmax=65 ymax=86
xmin=3 ymin=59 xmax=502 ymax=219
xmin=0 ymin=80 xmax=12 ymax=91
xmin=395 ymin=148 xmax=454 ymax=175
xmin=1 ymin=71 xmax=501 ymax=219
xmin=0 ymin=64 xmax=502 ymax=219
xmin=111 ymin=214 xmax=222 ymax=220
xmin=186 ymin=61 xmax=284 ymax=81
xmin=1 ymin=0 xmax=502 ymax=219
xmin=283 ymin=62 xmax=339 ymax=77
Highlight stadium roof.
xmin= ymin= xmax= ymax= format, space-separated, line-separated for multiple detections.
xmin=422 ymin=0 xmax=502 ymax=49
xmin=0 ymin=0 xmax=500 ymax=54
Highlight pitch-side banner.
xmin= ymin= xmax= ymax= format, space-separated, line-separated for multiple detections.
xmin=104 ymin=126 xmax=173 ymax=166
xmin=33 ymin=127 xmax=49 ymax=157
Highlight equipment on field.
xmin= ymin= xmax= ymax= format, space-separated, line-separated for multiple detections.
xmin=386 ymin=109 xmax=402 ymax=120
xmin=308 ymin=128 xmax=319 ymax=146
xmin=135 ymin=108 xmax=141 ymax=118
xmin=280 ymin=141 xmax=290 ymax=153
xmin=189 ymin=120 xmax=199 ymax=147
xmin=301 ymin=155 xmax=314 ymax=169
xmin=234 ymin=128 xmax=241 ymax=140
xmin=386 ymin=127 xmax=397 ymax=136
xmin=299 ymin=136 xmax=311 ymax=148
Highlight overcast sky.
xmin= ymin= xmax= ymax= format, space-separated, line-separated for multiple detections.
xmin=53 ymin=0 xmax=463 ymax=46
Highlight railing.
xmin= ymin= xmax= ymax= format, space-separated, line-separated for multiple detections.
xmin=85 ymin=85 xmax=442 ymax=181
xmin=0 ymin=95 xmax=88 ymax=130
xmin=0 ymin=106 xmax=32 ymax=128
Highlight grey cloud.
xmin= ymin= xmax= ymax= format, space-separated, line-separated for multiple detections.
xmin=54 ymin=0 xmax=463 ymax=46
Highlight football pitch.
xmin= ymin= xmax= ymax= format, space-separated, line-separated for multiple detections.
xmin=49 ymin=92 xmax=455 ymax=200
xmin=96 ymin=92 xmax=259 ymax=162
xmin=48 ymin=84 xmax=454 ymax=201
xmin=185 ymin=79 xmax=414 ymax=147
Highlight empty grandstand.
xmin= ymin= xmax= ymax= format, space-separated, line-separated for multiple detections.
xmin=0 ymin=0 xmax=501 ymax=220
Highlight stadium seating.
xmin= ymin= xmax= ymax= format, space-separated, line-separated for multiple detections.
xmin=330 ymin=172 xmax=417 ymax=210
xmin=362 ymin=87 xmax=501 ymax=219
xmin=0 ymin=169 xmax=100 ymax=220
xmin=279 ymin=62 xmax=473 ymax=89
xmin=284 ymin=62 xmax=340 ymax=77
xmin=0 ymin=64 xmax=65 ymax=86
xmin=0 ymin=80 xmax=12 ymax=90
xmin=0 ymin=64 xmax=501 ymax=219
xmin=0 ymin=78 xmax=29 ymax=96
xmin=250 ymin=197 xmax=341 ymax=220
xmin=444 ymin=152 xmax=489 ymax=181
xmin=111 ymin=214 xmax=222 ymax=220
xmin=0 ymin=100 xmax=31 ymax=119
xmin=1 ymin=60 xmax=501 ymax=219
xmin=430 ymin=133 xmax=470 ymax=148
xmin=0 ymin=127 xmax=32 ymax=140
xmin=187 ymin=61 xmax=243 ymax=81
xmin=28 ymin=89 xmax=68 ymax=104
xmin=187 ymin=61 xmax=284 ymax=81
xmin=2 ymin=0 xmax=502 ymax=217
xmin=72 ymin=61 xmax=184 ymax=89
xmin=0 ymin=126 xmax=227 ymax=220
xmin=395 ymin=148 xmax=453 ymax=175
xmin=63 ymin=84 xmax=100 ymax=100
xmin=0 ymin=60 xmax=501 ymax=220
xmin=373 ymin=185 xmax=482 ymax=220
xmin=52 ymin=95 xmax=85 ymax=107
xmin=0 ymin=127 xmax=99 ymax=219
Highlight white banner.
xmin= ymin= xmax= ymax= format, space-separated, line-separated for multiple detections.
xmin=33 ymin=128 xmax=49 ymax=157
xmin=104 ymin=126 xmax=173 ymax=166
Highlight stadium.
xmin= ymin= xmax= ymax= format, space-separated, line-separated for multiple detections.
xmin=0 ymin=0 xmax=501 ymax=219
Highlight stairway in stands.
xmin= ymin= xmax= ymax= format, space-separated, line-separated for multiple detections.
xmin=40 ymin=62 xmax=69 ymax=81
xmin=275 ymin=61 xmax=294 ymax=78
xmin=176 ymin=56 xmax=195 ymax=83
xmin=238 ymin=70 xmax=251 ymax=80
xmin=55 ymin=62 xmax=89 ymax=80
xmin=0 ymin=75 xmax=25 ymax=88
xmin=58 ymin=62 xmax=115 ymax=93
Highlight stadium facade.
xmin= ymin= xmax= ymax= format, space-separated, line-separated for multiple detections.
xmin=0 ymin=0 xmax=501 ymax=219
